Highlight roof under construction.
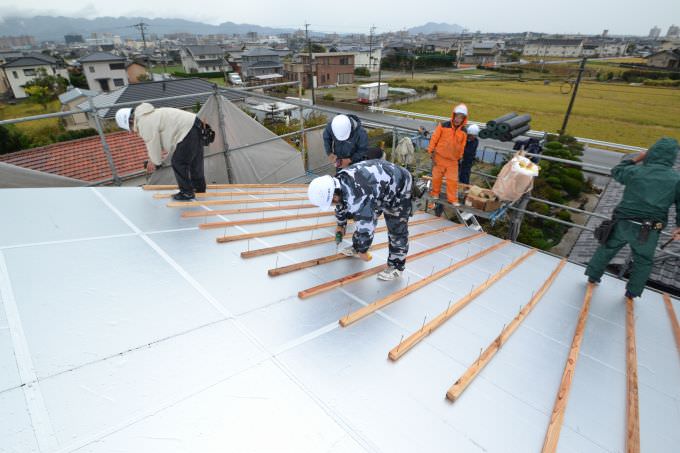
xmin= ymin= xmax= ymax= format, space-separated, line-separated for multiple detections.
xmin=0 ymin=185 xmax=678 ymax=453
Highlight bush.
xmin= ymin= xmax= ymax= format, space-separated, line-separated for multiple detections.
xmin=322 ymin=93 xmax=335 ymax=101
xmin=562 ymin=176 xmax=584 ymax=197
xmin=556 ymin=210 xmax=572 ymax=222
xmin=545 ymin=141 xmax=564 ymax=150
xmin=354 ymin=67 xmax=370 ymax=77
xmin=643 ymin=79 xmax=680 ymax=87
xmin=52 ymin=128 xmax=99 ymax=142
xmin=0 ymin=125 xmax=32 ymax=154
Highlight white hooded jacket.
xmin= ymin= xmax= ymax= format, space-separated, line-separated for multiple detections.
xmin=133 ymin=103 xmax=197 ymax=165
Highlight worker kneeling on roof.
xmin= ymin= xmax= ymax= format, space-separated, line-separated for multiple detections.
xmin=323 ymin=114 xmax=368 ymax=172
xmin=115 ymin=103 xmax=207 ymax=201
xmin=585 ymin=137 xmax=680 ymax=298
xmin=308 ymin=160 xmax=413 ymax=281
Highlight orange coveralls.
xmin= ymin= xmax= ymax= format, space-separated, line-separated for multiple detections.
xmin=427 ymin=112 xmax=468 ymax=203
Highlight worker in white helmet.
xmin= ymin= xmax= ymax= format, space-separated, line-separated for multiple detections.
xmin=307 ymin=160 xmax=413 ymax=281
xmin=459 ymin=123 xmax=480 ymax=184
xmin=115 ymin=103 xmax=206 ymax=201
xmin=323 ymin=114 xmax=368 ymax=171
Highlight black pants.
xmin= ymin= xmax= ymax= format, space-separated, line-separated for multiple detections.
xmin=171 ymin=120 xmax=205 ymax=195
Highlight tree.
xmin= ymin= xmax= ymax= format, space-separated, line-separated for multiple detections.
xmin=23 ymin=68 xmax=68 ymax=110
xmin=69 ymin=70 xmax=88 ymax=89
xmin=136 ymin=73 xmax=151 ymax=82
xmin=310 ymin=43 xmax=326 ymax=53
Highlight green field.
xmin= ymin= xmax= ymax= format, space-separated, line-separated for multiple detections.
xmin=0 ymin=99 xmax=61 ymax=136
xmin=397 ymin=79 xmax=680 ymax=148
xmin=149 ymin=64 xmax=183 ymax=74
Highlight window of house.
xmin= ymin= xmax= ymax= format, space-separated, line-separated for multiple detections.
xmin=113 ymin=78 xmax=125 ymax=87
xmin=89 ymin=66 xmax=95 ymax=73
xmin=109 ymin=63 xmax=125 ymax=70
xmin=12 ymin=71 xmax=18 ymax=79
xmin=23 ymin=68 xmax=36 ymax=76
xmin=340 ymin=57 xmax=348 ymax=65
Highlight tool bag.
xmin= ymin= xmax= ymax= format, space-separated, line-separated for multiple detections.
xmin=593 ymin=219 xmax=616 ymax=245
xmin=200 ymin=122 xmax=216 ymax=146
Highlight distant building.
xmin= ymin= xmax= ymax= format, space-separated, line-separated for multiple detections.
xmin=646 ymin=49 xmax=680 ymax=69
xmin=0 ymin=54 xmax=69 ymax=99
xmin=298 ymin=52 xmax=354 ymax=87
xmin=522 ymin=38 xmax=584 ymax=58
xmin=58 ymin=87 xmax=97 ymax=130
xmin=329 ymin=45 xmax=382 ymax=73
xmin=180 ymin=45 xmax=229 ymax=74
xmin=649 ymin=26 xmax=661 ymax=40
xmin=581 ymin=40 xmax=629 ymax=57
xmin=79 ymin=52 xmax=128 ymax=93
xmin=240 ymin=48 xmax=283 ymax=80
xmin=667 ymin=25 xmax=680 ymax=38
xmin=463 ymin=41 xmax=504 ymax=65
xmin=0 ymin=35 xmax=36 ymax=50
xmin=64 ymin=34 xmax=85 ymax=45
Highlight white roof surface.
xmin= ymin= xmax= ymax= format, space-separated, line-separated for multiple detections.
xmin=0 ymin=187 xmax=678 ymax=452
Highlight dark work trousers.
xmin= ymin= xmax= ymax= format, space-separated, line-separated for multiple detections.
xmin=458 ymin=138 xmax=478 ymax=184
xmin=171 ymin=119 xmax=205 ymax=196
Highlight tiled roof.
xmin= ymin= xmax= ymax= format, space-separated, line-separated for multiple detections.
xmin=185 ymin=45 xmax=224 ymax=57
xmin=79 ymin=52 xmax=125 ymax=63
xmin=0 ymin=132 xmax=148 ymax=183
xmin=1 ymin=57 xmax=58 ymax=68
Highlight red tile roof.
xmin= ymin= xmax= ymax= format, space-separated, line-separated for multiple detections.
xmin=0 ymin=132 xmax=148 ymax=183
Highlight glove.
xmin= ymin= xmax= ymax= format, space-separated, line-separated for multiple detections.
xmin=335 ymin=231 xmax=343 ymax=244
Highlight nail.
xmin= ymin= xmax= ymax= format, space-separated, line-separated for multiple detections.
xmin=397 ymin=334 xmax=404 ymax=352
xmin=421 ymin=315 xmax=427 ymax=331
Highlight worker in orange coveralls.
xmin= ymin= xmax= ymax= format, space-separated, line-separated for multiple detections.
xmin=427 ymin=103 xmax=468 ymax=208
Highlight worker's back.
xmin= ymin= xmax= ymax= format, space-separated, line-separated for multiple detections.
xmin=613 ymin=137 xmax=680 ymax=224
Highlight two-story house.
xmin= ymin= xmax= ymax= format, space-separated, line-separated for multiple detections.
xmin=330 ymin=45 xmax=382 ymax=73
xmin=240 ymin=48 xmax=283 ymax=80
xmin=79 ymin=52 xmax=128 ymax=93
xmin=0 ymin=54 xmax=69 ymax=99
xmin=285 ymin=52 xmax=354 ymax=88
xmin=180 ymin=45 xmax=229 ymax=74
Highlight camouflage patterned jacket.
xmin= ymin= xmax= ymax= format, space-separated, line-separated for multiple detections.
xmin=335 ymin=160 xmax=413 ymax=253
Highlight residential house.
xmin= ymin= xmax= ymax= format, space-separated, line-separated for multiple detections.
xmin=581 ymin=39 xmax=629 ymax=57
xmin=330 ymin=45 xmax=382 ymax=73
xmin=240 ymin=48 xmax=283 ymax=80
xmin=283 ymin=60 xmax=317 ymax=89
xmin=180 ymin=45 xmax=228 ymax=74
xmin=126 ymin=60 xmax=149 ymax=83
xmin=522 ymin=39 xmax=584 ymax=58
xmin=0 ymin=54 xmax=69 ymax=99
xmin=58 ymin=87 xmax=97 ymax=130
xmin=79 ymin=52 xmax=128 ymax=93
xmin=660 ymin=39 xmax=680 ymax=51
xmin=301 ymin=52 xmax=354 ymax=87
xmin=463 ymin=42 xmax=504 ymax=65
xmin=646 ymin=49 xmax=680 ymax=69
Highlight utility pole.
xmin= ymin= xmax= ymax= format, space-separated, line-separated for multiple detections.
xmin=376 ymin=33 xmax=383 ymax=106
xmin=559 ymin=57 xmax=587 ymax=135
xmin=132 ymin=22 xmax=149 ymax=52
xmin=305 ymin=23 xmax=316 ymax=105
xmin=368 ymin=25 xmax=375 ymax=74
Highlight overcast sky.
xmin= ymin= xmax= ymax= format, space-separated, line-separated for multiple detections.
xmin=0 ymin=0 xmax=678 ymax=36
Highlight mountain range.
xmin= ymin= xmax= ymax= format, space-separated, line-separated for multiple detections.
xmin=0 ymin=16 xmax=465 ymax=42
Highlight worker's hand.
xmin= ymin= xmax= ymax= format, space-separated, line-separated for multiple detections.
xmin=146 ymin=162 xmax=156 ymax=173
xmin=357 ymin=252 xmax=372 ymax=262
xmin=632 ymin=151 xmax=647 ymax=164
xmin=673 ymin=227 xmax=680 ymax=240
xmin=328 ymin=153 xmax=337 ymax=164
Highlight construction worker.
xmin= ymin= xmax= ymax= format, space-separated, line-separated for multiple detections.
xmin=585 ymin=137 xmax=680 ymax=298
xmin=427 ymin=103 xmax=468 ymax=207
xmin=459 ymin=124 xmax=480 ymax=184
xmin=323 ymin=114 xmax=368 ymax=171
xmin=115 ymin=103 xmax=205 ymax=201
xmin=307 ymin=160 xmax=413 ymax=281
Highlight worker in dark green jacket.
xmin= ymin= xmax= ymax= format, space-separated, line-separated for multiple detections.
xmin=586 ymin=137 xmax=680 ymax=298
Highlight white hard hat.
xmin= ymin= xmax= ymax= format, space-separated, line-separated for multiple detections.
xmin=453 ymin=104 xmax=468 ymax=116
xmin=331 ymin=115 xmax=352 ymax=141
xmin=307 ymin=175 xmax=338 ymax=210
xmin=115 ymin=108 xmax=132 ymax=131
xmin=467 ymin=124 xmax=480 ymax=136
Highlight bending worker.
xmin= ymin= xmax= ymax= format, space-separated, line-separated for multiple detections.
xmin=427 ymin=103 xmax=468 ymax=207
xmin=116 ymin=103 xmax=206 ymax=201
xmin=307 ymin=160 xmax=413 ymax=281
xmin=585 ymin=137 xmax=680 ymax=298
xmin=323 ymin=114 xmax=368 ymax=171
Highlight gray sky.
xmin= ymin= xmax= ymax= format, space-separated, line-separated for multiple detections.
xmin=0 ymin=0 xmax=678 ymax=36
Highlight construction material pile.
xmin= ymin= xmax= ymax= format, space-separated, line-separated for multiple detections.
xmin=479 ymin=112 xmax=531 ymax=142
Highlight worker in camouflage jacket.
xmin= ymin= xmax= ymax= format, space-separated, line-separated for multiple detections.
xmin=307 ymin=160 xmax=413 ymax=281
xmin=586 ymin=137 xmax=680 ymax=298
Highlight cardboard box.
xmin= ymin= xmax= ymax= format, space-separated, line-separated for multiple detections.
xmin=465 ymin=190 xmax=501 ymax=211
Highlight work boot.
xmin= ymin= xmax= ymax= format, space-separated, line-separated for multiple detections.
xmin=587 ymin=276 xmax=600 ymax=285
xmin=340 ymin=245 xmax=359 ymax=257
xmin=172 ymin=191 xmax=195 ymax=201
xmin=377 ymin=266 xmax=402 ymax=281
xmin=434 ymin=203 xmax=444 ymax=217
xmin=625 ymin=290 xmax=638 ymax=299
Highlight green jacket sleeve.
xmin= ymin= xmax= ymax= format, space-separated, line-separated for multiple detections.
xmin=676 ymin=180 xmax=680 ymax=227
xmin=610 ymin=157 xmax=637 ymax=185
